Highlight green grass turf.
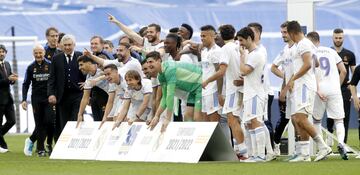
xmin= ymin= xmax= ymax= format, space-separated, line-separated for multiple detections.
xmin=0 ymin=130 xmax=359 ymax=175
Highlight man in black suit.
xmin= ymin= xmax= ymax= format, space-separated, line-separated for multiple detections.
xmin=0 ymin=44 xmax=18 ymax=153
xmin=47 ymin=35 xmax=85 ymax=141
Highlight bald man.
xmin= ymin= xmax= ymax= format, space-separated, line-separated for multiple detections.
xmin=22 ymin=44 xmax=53 ymax=157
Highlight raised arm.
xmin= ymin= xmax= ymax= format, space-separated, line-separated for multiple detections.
xmin=108 ymin=13 xmax=144 ymax=45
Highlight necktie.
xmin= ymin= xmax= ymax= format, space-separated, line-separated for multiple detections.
xmin=67 ymin=54 xmax=71 ymax=64
xmin=0 ymin=62 xmax=7 ymax=77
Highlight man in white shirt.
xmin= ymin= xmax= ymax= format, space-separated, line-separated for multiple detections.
xmin=218 ymin=24 xmax=247 ymax=159
xmin=238 ymin=27 xmax=267 ymax=162
xmin=107 ymin=13 xmax=165 ymax=56
xmin=281 ymin=21 xmax=332 ymax=162
xmin=248 ymin=22 xmax=275 ymax=160
xmin=200 ymin=25 xmax=225 ymax=121
xmin=76 ymin=55 xmax=110 ymax=128
xmin=307 ymin=31 xmax=348 ymax=160
xmin=271 ymin=21 xmax=297 ymax=156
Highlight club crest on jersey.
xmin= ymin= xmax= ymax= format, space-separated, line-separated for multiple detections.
xmin=45 ymin=65 xmax=49 ymax=71
xmin=33 ymin=68 xmax=37 ymax=73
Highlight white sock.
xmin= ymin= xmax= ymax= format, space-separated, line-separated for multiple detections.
xmin=313 ymin=120 xmax=323 ymax=139
xmin=262 ymin=124 xmax=274 ymax=154
xmin=295 ymin=141 xmax=301 ymax=155
xmin=299 ymin=141 xmax=310 ymax=156
xmin=245 ymin=129 xmax=253 ymax=157
xmin=255 ymin=127 xmax=266 ymax=159
xmin=237 ymin=143 xmax=248 ymax=157
xmin=313 ymin=135 xmax=327 ymax=149
xmin=250 ymin=129 xmax=257 ymax=157
xmin=335 ymin=121 xmax=345 ymax=145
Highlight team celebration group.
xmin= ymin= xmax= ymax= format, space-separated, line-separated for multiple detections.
xmin=0 ymin=14 xmax=358 ymax=162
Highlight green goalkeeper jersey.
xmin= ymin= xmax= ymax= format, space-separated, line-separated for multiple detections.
xmin=158 ymin=60 xmax=202 ymax=111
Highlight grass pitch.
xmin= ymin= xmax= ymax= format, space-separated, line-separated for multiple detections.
xmin=0 ymin=130 xmax=359 ymax=175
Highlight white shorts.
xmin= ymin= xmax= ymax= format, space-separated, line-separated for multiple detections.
xmin=290 ymin=84 xmax=315 ymax=116
xmin=202 ymin=92 xmax=221 ymax=115
xmin=222 ymin=91 xmax=242 ymax=116
xmin=242 ymin=95 xmax=266 ymax=123
xmin=127 ymin=103 xmax=151 ymax=121
xmin=313 ymin=93 xmax=345 ymax=121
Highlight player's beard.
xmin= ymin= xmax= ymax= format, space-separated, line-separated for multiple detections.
xmin=333 ymin=41 xmax=343 ymax=47
xmin=148 ymin=35 xmax=157 ymax=43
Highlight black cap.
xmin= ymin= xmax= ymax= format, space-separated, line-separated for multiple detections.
xmin=181 ymin=23 xmax=193 ymax=40
xmin=0 ymin=44 xmax=7 ymax=53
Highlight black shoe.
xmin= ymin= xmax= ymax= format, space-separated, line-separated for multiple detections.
xmin=38 ymin=150 xmax=46 ymax=157
xmin=337 ymin=144 xmax=348 ymax=160
xmin=0 ymin=135 xmax=8 ymax=149
xmin=46 ymin=144 xmax=52 ymax=156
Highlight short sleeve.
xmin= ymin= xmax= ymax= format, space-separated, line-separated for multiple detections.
xmin=273 ymin=52 xmax=284 ymax=66
xmin=103 ymin=59 xmax=122 ymax=67
xmin=219 ymin=47 xmax=229 ymax=65
xmin=142 ymin=79 xmax=153 ymax=94
xmin=348 ymin=51 xmax=356 ymax=66
xmin=108 ymin=83 xmax=116 ymax=93
xmin=210 ymin=49 xmax=222 ymax=64
xmin=350 ymin=65 xmax=360 ymax=86
xmin=298 ymin=41 xmax=312 ymax=56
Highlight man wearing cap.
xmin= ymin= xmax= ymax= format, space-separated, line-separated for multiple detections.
xmin=0 ymin=44 xmax=18 ymax=153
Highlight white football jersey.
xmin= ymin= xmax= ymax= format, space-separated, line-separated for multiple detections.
xmin=273 ymin=44 xmax=296 ymax=83
xmin=315 ymin=46 xmax=343 ymax=95
xmin=258 ymin=44 xmax=272 ymax=95
xmin=143 ymin=38 xmax=164 ymax=53
xmin=292 ymin=38 xmax=317 ymax=91
xmin=84 ymin=68 xmax=109 ymax=91
xmin=201 ymin=44 xmax=222 ymax=96
xmin=221 ymin=41 xmax=242 ymax=95
xmin=123 ymin=79 xmax=153 ymax=107
xmin=243 ymin=47 xmax=266 ymax=101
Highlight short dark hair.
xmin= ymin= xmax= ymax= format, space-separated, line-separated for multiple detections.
xmin=218 ymin=24 xmax=235 ymax=41
xmin=166 ymin=33 xmax=182 ymax=49
xmin=287 ymin=20 xmax=302 ymax=34
xmin=119 ymin=42 xmax=131 ymax=49
xmin=146 ymin=51 xmax=161 ymax=61
xmin=45 ymin=27 xmax=59 ymax=36
xmin=58 ymin=32 xmax=65 ymax=44
xmin=148 ymin=23 xmax=161 ymax=32
xmin=90 ymin=36 xmax=105 ymax=44
xmin=200 ymin=25 xmax=216 ymax=32
xmin=248 ymin=22 xmax=262 ymax=34
xmin=181 ymin=23 xmax=193 ymax=39
xmin=139 ymin=26 xmax=148 ymax=37
xmin=307 ymin=31 xmax=320 ymax=42
xmin=77 ymin=55 xmax=96 ymax=64
xmin=169 ymin=27 xmax=179 ymax=33
xmin=280 ymin=21 xmax=289 ymax=28
xmin=236 ymin=27 xmax=255 ymax=41
xmin=0 ymin=44 xmax=7 ymax=53
xmin=104 ymin=40 xmax=114 ymax=48
xmin=333 ymin=28 xmax=344 ymax=34
xmin=103 ymin=64 xmax=118 ymax=71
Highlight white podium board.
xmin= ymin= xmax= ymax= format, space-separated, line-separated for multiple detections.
xmin=51 ymin=121 xmax=237 ymax=163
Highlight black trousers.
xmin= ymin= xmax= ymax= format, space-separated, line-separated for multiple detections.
xmin=90 ymin=87 xmax=108 ymax=121
xmin=264 ymin=95 xmax=274 ymax=148
xmin=46 ymin=105 xmax=56 ymax=146
xmin=0 ymin=100 xmax=16 ymax=149
xmin=55 ymin=92 xmax=82 ymax=141
xmin=274 ymin=98 xmax=289 ymax=144
xmin=29 ymin=98 xmax=54 ymax=151
xmin=327 ymin=87 xmax=351 ymax=143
